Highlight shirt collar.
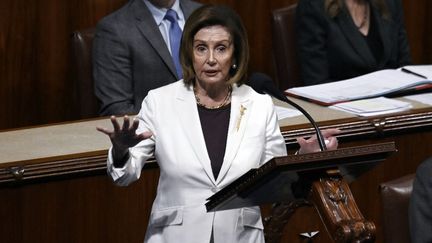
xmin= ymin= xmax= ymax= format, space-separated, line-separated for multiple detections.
xmin=143 ymin=0 xmax=184 ymax=26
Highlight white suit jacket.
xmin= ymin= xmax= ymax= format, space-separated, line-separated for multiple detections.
xmin=107 ymin=80 xmax=287 ymax=243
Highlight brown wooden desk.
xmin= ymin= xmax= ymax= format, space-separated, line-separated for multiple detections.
xmin=1 ymin=97 xmax=431 ymax=242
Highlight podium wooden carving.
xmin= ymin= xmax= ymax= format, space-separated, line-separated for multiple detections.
xmin=206 ymin=142 xmax=396 ymax=243
xmin=312 ymin=173 xmax=376 ymax=242
xmin=263 ymin=173 xmax=376 ymax=242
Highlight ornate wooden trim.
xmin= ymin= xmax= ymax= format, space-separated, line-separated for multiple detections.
xmin=0 ymin=154 xmax=107 ymax=183
xmin=1 ymin=110 xmax=431 ymax=184
xmin=311 ymin=172 xmax=376 ymax=243
xmin=281 ymin=110 xmax=432 ymax=148
xmin=0 ymin=153 xmax=157 ymax=184
xmin=262 ymin=171 xmax=378 ymax=243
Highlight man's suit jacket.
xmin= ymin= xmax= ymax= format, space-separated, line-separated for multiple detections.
xmin=409 ymin=157 xmax=432 ymax=243
xmin=107 ymin=81 xmax=287 ymax=243
xmin=93 ymin=0 xmax=201 ymax=116
xmin=296 ymin=0 xmax=411 ymax=85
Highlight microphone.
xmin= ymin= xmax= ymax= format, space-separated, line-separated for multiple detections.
xmin=248 ymin=72 xmax=327 ymax=151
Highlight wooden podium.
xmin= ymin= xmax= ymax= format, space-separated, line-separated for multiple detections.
xmin=206 ymin=142 xmax=396 ymax=243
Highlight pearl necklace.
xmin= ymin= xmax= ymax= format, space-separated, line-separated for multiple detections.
xmin=194 ymin=86 xmax=232 ymax=110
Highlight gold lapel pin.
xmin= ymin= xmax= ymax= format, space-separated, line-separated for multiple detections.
xmin=236 ymin=105 xmax=247 ymax=131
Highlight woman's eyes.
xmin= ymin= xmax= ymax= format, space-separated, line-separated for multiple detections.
xmin=194 ymin=45 xmax=227 ymax=53
xmin=195 ymin=46 xmax=207 ymax=52
xmin=216 ymin=46 xmax=227 ymax=52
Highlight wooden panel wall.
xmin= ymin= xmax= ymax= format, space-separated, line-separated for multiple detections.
xmin=0 ymin=0 xmax=126 ymax=129
xmin=1 ymin=0 xmax=431 ymax=130
xmin=0 ymin=170 xmax=160 ymax=243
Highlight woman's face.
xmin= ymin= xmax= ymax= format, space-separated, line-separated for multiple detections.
xmin=192 ymin=25 xmax=234 ymax=87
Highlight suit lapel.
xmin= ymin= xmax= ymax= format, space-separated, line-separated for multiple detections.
xmin=131 ymin=0 xmax=178 ymax=78
xmin=216 ymin=85 xmax=252 ymax=185
xmin=336 ymin=6 xmax=376 ymax=68
xmin=175 ymin=83 xmax=216 ymax=185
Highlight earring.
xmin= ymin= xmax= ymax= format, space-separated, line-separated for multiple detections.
xmin=232 ymin=64 xmax=237 ymax=69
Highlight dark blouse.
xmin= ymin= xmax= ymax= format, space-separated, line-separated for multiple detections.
xmin=197 ymin=104 xmax=231 ymax=180
xmin=363 ymin=8 xmax=383 ymax=63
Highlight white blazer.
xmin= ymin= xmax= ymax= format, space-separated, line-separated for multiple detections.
xmin=107 ymin=80 xmax=287 ymax=243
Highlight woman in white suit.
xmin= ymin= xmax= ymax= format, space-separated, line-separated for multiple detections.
xmin=97 ymin=5 xmax=339 ymax=243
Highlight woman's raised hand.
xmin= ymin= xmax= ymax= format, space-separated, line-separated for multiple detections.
xmin=96 ymin=115 xmax=152 ymax=160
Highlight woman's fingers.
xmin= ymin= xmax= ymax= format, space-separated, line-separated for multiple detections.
xmin=326 ymin=136 xmax=338 ymax=150
xmin=297 ymin=128 xmax=341 ymax=154
xmin=96 ymin=126 xmax=111 ymax=135
xmin=111 ymin=116 xmax=121 ymax=132
xmin=109 ymin=115 xmax=140 ymax=133
xmin=122 ymin=115 xmax=130 ymax=131
xmin=321 ymin=128 xmax=340 ymax=150
xmin=98 ymin=116 xmax=137 ymax=137
xmin=297 ymin=136 xmax=319 ymax=154
xmin=138 ymin=131 xmax=153 ymax=140
xmin=131 ymin=118 xmax=140 ymax=131
xmin=296 ymin=136 xmax=307 ymax=147
xmin=97 ymin=116 xmax=151 ymax=150
xmin=321 ymin=128 xmax=341 ymax=138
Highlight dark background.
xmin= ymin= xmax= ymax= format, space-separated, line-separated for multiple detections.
xmin=1 ymin=0 xmax=431 ymax=130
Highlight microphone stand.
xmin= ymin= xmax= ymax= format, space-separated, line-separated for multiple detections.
xmin=248 ymin=72 xmax=327 ymax=151
xmin=277 ymin=94 xmax=327 ymax=151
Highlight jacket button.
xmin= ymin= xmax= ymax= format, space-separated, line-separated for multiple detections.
xmin=211 ymin=187 xmax=218 ymax=193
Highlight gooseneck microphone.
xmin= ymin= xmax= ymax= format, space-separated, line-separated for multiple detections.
xmin=248 ymin=72 xmax=327 ymax=151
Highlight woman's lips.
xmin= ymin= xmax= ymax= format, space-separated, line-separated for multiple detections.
xmin=204 ymin=70 xmax=218 ymax=76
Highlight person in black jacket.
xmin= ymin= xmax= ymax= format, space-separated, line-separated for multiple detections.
xmin=296 ymin=0 xmax=411 ymax=85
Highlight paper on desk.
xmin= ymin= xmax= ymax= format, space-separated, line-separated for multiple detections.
xmin=404 ymin=93 xmax=432 ymax=106
xmin=275 ymin=105 xmax=302 ymax=120
xmin=286 ymin=69 xmax=429 ymax=105
xmin=330 ymin=97 xmax=412 ymax=117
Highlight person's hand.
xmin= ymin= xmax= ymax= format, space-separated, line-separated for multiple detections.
xmin=297 ymin=128 xmax=340 ymax=154
xmin=96 ymin=115 xmax=152 ymax=160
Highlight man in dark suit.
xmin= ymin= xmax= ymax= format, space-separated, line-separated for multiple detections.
xmin=409 ymin=157 xmax=432 ymax=243
xmin=93 ymin=0 xmax=201 ymax=116
xmin=295 ymin=0 xmax=411 ymax=86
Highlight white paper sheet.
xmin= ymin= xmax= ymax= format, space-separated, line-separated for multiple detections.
xmin=275 ymin=105 xmax=302 ymax=120
xmin=330 ymin=97 xmax=412 ymax=117
xmin=404 ymin=93 xmax=432 ymax=106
